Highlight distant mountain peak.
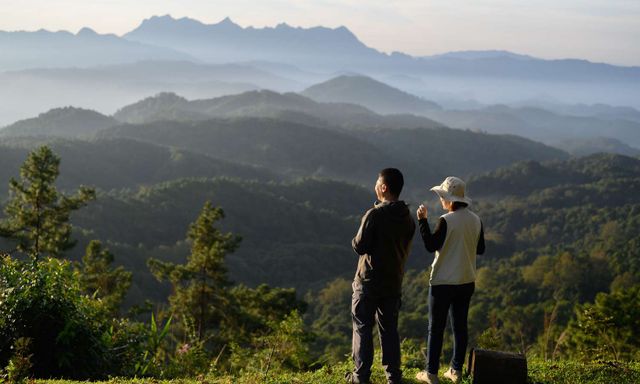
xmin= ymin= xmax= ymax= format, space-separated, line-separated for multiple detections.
xmin=37 ymin=106 xmax=94 ymax=117
xmin=334 ymin=25 xmax=354 ymax=34
xmin=426 ymin=50 xmax=535 ymax=61
xmin=153 ymin=92 xmax=189 ymax=102
xmin=302 ymin=74 xmax=441 ymax=114
xmin=0 ymin=106 xmax=116 ymax=139
xmin=147 ymin=14 xmax=177 ymax=22
xmin=121 ymin=92 xmax=189 ymax=107
xmin=122 ymin=15 xmax=375 ymax=67
xmin=218 ymin=17 xmax=240 ymax=28
xmin=76 ymin=27 xmax=98 ymax=37
xmin=275 ymin=22 xmax=291 ymax=29
xmin=141 ymin=14 xmax=205 ymax=28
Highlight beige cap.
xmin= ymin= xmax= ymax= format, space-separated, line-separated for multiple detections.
xmin=430 ymin=176 xmax=472 ymax=205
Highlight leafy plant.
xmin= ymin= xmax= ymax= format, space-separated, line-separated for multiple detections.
xmin=0 ymin=256 xmax=110 ymax=379
xmin=4 ymin=337 xmax=33 ymax=384
xmin=133 ymin=312 xmax=172 ymax=377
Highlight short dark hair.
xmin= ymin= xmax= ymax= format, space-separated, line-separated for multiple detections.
xmin=379 ymin=168 xmax=404 ymax=197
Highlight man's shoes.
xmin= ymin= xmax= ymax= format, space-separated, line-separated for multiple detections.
xmin=443 ymin=367 xmax=462 ymax=383
xmin=345 ymin=372 xmax=370 ymax=384
xmin=415 ymin=370 xmax=439 ymax=384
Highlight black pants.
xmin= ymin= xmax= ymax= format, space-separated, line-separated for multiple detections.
xmin=426 ymin=282 xmax=475 ymax=374
xmin=351 ymin=280 xmax=402 ymax=384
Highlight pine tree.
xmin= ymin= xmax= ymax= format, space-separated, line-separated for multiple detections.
xmin=79 ymin=240 xmax=133 ymax=317
xmin=148 ymin=201 xmax=241 ymax=343
xmin=0 ymin=146 xmax=95 ymax=262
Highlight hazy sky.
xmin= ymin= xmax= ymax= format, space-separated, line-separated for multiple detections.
xmin=1 ymin=0 xmax=639 ymax=66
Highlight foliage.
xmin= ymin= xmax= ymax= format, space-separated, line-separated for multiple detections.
xmin=0 ymin=137 xmax=639 ymax=379
xmin=131 ymin=313 xmax=173 ymax=377
xmin=2 ymin=337 xmax=33 ymax=384
xmin=0 ymin=145 xmax=95 ymax=261
xmin=148 ymin=201 xmax=241 ymax=345
xmin=0 ymin=256 xmax=110 ymax=379
xmin=164 ymin=338 xmax=210 ymax=378
xmin=67 ymin=176 xmax=365 ymax=307
xmin=439 ymin=153 xmax=640 ymax=357
xmin=229 ymin=310 xmax=312 ymax=377
xmin=527 ymin=359 xmax=640 ymax=384
xmin=229 ymin=284 xmax=307 ymax=344
xmin=0 ymin=146 xmax=138 ymax=380
xmin=100 ymin=318 xmax=149 ymax=377
xmin=21 ymin=359 xmax=640 ymax=384
xmin=305 ymin=277 xmax=352 ymax=364
xmin=60 ymin=152 xmax=640 ymax=364
xmin=564 ymin=287 xmax=640 ymax=361
xmin=78 ymin=240 xmax=132 ymax=317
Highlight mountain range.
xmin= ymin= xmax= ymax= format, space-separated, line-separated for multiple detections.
xmin=121 ymin=15 xmax=640 ymax=82
xmin=123 ymin=15 xmax=382 ymax=70
xmin=0 ymin=60 xmax=302 ymax=126
xmin=298 ymin=76 xmax=640 ymax=151
xmin=2 ymin=14 xmax=639 ymax=111
xmin=0 ymin=86 xmax=568 ymax=197
xmin=2 ymin=73 xmax=638 ymax=157
xmin=0 ymin=27 xmax=190 ymax=71
xmin=4 ymin=15 xmax=639 ymax=81
xmin=111 ymin=88 xmax=447 ymax=130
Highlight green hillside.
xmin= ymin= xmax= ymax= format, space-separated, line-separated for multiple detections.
xmin=60 ymin=177 xmax=371 ymax=306
xmin=0 ymin=107 xmax=117 ymax=138
xmin=98 ymin=117 xmax=408 ymax=182
xmin=114 ymin=90 xmax=375 ymax=127
xmin=113 ymin=90 xmax=446 ymax=130
xmin=1 ymin=141 xmax=638 ymax=383
xmin=555 ymin=136 xmax=640 ymax=157
xmin=462 ymin=154 xmax=639 ymax=355
xmin=111 ymin=92 xmax=209 ymax=124
xmin=0 ymin=137 xmax=275 ymax=197
xmin=469 ymin=153 xmax=640 ymax=197
xmin=99 ymin=116 xmax=567 ymax=192
xmin=351 ymin=127 xmax=567 ymax=184
xmin=0 ymin=127 xmax=636 ymax=383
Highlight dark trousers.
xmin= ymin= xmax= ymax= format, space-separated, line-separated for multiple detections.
xmin=351 ymin=280 xmax=402 ymax=384
xmin=427 ymin=282 xmax=475 ymax=374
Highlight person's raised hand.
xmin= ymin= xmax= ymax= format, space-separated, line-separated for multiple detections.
xmin=417 ymin=204 xmax=428 ymax=220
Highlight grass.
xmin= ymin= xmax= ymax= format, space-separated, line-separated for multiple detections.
xmin=32 ymin=359 xmax=640 ymax=383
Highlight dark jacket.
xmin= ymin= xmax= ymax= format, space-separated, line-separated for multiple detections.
xmin=352 ymin=200 xmax=416 ymax=297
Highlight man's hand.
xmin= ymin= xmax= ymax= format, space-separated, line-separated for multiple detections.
xmin=417 ymin=204 xmax=428 ymax=220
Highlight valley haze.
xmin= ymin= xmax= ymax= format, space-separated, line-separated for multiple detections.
xmin=0 ymin=14 xmax=639 ymax=127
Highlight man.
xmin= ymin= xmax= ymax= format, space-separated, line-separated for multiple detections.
xmin=346 ymin=168 xmax=416 ymax=384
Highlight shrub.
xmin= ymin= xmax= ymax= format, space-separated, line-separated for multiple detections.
xmin=0 ymin=256 xmax=110 ymax=379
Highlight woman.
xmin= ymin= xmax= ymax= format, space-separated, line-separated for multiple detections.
xmin=415 ymin=176 xmax=485 ymax=384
